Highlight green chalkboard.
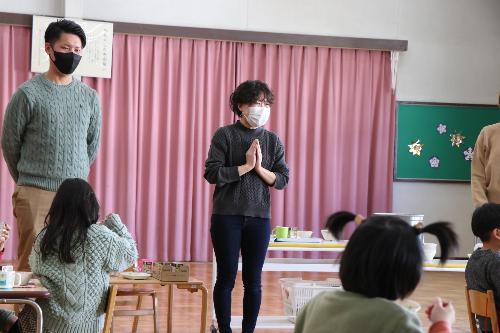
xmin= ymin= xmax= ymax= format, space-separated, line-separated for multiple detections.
xmin=395 ymin=102 xmax=500 ymax=182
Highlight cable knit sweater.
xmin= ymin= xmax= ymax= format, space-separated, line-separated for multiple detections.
xmin=29 ymin=214 xmax=138 ymax=333
xmin=1 ymin=74 xmax=101 ymax=192
xmin=204 ymin=120 xmax=289 ymax=218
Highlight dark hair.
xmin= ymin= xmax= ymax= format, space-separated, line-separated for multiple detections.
xmin=229 ymin=80 xmax=274 ymax=116
xmin=44 ymin=19 xmax=86 ymax=48
xmin=327 ymin=211 xmax=458 ymax=300
xmin=471 ymin=203 xmax=500 ymax=242
xmin=40 ymin=178 xmax=99 ymax=263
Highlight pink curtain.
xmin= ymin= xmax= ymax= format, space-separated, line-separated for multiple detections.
xmin=0 ymin=26 xmax=34 ymax=259
xmin=85 ymin=35 xmax=237 ymax=261
xmin=0 ymin=24 xmax=394 ymax=261
xmin=236 ymin=44 xmax=395 ymax=239
xmin=82 ymin=34 xmax=141 ymax=240
xmin=131 ymin=37 xmax=236 ymax=261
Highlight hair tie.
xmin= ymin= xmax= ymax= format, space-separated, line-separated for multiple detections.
xmin=413 ymin=222 xmax=424 ymax=234
xmin=354 ymin=214 xmax=365 ymax=225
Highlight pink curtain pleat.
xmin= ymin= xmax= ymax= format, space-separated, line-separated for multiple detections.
xmin=0 ymin=25 xmax=394 ymax=261
xmin=133 ymin=37 xmax=236 ymax=261
xmin=82 ymin=34 xmax=141 ymax=239
xmin=236 ymin=44 xmax=395 ymax=243
xmin=0 ymin=26 xmax=34 ymax=260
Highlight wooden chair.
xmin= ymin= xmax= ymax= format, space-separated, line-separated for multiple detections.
xmin=465 ymin=286 xmax=499 ymax=333
xmin=114 ymin=287 xmax=159 ymax=333
xmin=112 ymin=267 xmax=159 ymax=333
xmin=103 ymin=284 xmax=118 ymax=333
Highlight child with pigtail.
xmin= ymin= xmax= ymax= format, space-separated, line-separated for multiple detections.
xmin=294 ymin=211 xmax=458 ymax=333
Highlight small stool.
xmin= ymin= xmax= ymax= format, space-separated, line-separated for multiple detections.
xmin=113 ymin=287 xmax=159 ymax=333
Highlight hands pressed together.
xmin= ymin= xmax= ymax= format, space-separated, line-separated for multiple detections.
xmin=239 ymin=139 xmax=276 ymax=186
xmin=244 ymin=139 xmax=262 ymax=171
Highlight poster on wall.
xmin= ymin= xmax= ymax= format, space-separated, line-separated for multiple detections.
xmin=395 ymin=102 xmax=500 ymax=182
xmin=31 ymin=15 xmax=113 ymax=78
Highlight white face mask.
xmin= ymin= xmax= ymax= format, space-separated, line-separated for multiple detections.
xmin=244 ymin=106 xmax=270 ymax=128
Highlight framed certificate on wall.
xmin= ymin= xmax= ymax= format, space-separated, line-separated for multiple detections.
xmin=31 ymin=15 xmax=113 ymax=78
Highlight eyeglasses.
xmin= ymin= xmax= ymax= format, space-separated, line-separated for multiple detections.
xmin=252 ymin=99 xmax=271 ymax=107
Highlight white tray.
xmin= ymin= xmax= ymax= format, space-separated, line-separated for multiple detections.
xmin=274 ymin=237 xmax=323 ymax=243
xmin=120 ymin=272 xmax=151 ymax=280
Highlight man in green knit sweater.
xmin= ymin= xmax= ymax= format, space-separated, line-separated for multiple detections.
xmin=1 ymin=19 xmax=102 ymax=271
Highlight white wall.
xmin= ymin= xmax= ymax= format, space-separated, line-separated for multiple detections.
xmin=396 ymin=0 xmax=500 ymax=104
xmin=0 ymin=0 xmax=62 ymax=16
xmin=394 ymin=0 xmax=500 ymax=256
xmin=82 ymin=0 xmax=401 ymax=38
xmin=2 ymin=0 xmax=499 ymax=256
xmin=392 ymin=183 xmax=475 ymax=256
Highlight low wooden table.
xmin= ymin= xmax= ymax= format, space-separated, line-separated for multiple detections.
xmin=110 ymin=276 xmax=208 ymax=333
xmin=0 ymin=286 xmax=51 ymax=333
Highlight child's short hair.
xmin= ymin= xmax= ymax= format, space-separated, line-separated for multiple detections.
xmin=471 ymin=203 xmax=500 ymax=242
xmin=326 ymin=211 xmax=458 ymax=300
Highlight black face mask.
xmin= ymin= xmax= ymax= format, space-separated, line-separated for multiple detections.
xmin=51 ymin=50 xmax=82 ymax=75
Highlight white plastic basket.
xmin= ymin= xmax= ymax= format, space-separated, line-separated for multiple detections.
xmin=279 ymin=278 xmax=342 ymax=322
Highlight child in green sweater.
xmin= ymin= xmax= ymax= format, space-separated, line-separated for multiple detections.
xmin=295 ymin=212 xmax=458 ymax=333
xmin=11 ymin=178 xmax=138 ymax=333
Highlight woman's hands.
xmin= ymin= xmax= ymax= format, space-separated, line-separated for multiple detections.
xmin=238 ymin=139 xmax=276 ymax=186
xmin=238 ymin=139 xmax=259 ymax=176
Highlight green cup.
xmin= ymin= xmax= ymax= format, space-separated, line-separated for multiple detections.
xmin=273 ymin=226 xmax=290 ymax=238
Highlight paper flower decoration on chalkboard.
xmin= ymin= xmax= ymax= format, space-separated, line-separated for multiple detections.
xmin=463 ymin=147 xmax=474 ymax=161
xmin=408 ymin=140 xmax=424 ymax=156
xmin=436 ymin=124 xmax=447 ymax=134
xmin=450 ymin=132 xmax=465 ymax=147
xmin=429 ymin=156 xmax=440 ymax=168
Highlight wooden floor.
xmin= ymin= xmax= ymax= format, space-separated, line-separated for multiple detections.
xmin=110 ymin=263 xmax=470 ymax=333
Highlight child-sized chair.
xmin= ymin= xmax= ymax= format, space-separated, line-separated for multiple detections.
xmin=465 ymin=286 xmax=499 ymax=333
xmin=103 ymin=284 xmax=118 ymax=333
xmin=113 ymin=287 xmax=159 ymax=333
xmin=112 ymin=266 xmax=160 ymax=333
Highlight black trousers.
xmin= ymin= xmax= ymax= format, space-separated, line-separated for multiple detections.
xmin=211 ymin=214 xmax=271 ymax=333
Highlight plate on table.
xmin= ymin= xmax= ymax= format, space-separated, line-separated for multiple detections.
xmin=120 ymin=272 xmax=151 ymax=280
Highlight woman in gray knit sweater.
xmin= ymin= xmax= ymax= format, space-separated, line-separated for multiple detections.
xmin=13 ymin=178 xmax=138 ymax=333
xmin=205 ymin=80 xmax=289 ymax=333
